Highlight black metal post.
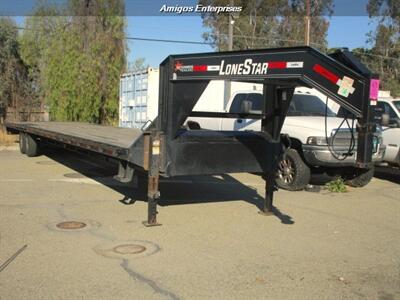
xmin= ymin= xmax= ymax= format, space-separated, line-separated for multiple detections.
xmin=356 ymin=75 xmax=376 ymax=169
xmin=146 ymin=175 xmax=160 ymax=225
xmin=259 ymin=174 xmax=275 ymax=215
xmin=259 ymin=84 xmax=279 ymax=216
xmin=259 ymin=84 xmax=294 ymax=215
xmin=142 ymin=132 xmax=162 ymax=227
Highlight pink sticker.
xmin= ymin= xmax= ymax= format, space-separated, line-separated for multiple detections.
xmin=369 ymin=79 xmax=380 ymax=100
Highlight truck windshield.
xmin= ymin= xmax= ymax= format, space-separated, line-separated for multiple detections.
xmin=229 ymin=92 xmax=336 ymax=117
xmin=288 ymin=94 xmax=336 ymax=117
xmin=393 ymin=101 xmax=400 ymax=114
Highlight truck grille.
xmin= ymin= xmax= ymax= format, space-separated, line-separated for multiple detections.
xmin=330 ymin=129 xmax=357 ymax=148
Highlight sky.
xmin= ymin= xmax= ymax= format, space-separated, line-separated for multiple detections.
xmin=10 ymin=0 xmax=379 ymax=68
xmin=126 ymin=16 xmax=377 ymax=67
xmin=1 ymin=0 xmax=377 ymax=16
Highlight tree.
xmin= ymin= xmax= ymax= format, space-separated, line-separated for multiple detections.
xmin=364 ymin=0 xmax=400 ymax=96
xmin=0 ymin=17 xmax=33 ymax=121
xmin=128 ymin=57 xmax=149 ymax=72
xmin=19 ymin=0 xmax=126 ymax=124
xmin=201 ymin=0 xmax=285 ymax=50
xmin=18 ymin=5 xmax=66 ymax=120
xmin=200 ymin=0 xmax=332 ymax=51
xmin=277 ymin=0 xmax=332 ymax=50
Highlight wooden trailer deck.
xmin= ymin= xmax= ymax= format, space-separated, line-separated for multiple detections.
xmin=5 ymin=121 xmax=143 ymax=158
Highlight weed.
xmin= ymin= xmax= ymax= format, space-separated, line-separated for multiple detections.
xmin=0 ymin=128 xmax=17 ymax=146
xmin=325 ymin=177 xmax=348 ymax=193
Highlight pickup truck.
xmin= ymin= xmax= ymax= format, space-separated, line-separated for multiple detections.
xmin=188 ymin=88 xmax=385 ymax=190
xmin=378 ymin=98 xmax=400 ymax=166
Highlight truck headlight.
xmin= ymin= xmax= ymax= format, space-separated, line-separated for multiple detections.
xmin=306 ymin=136 xmax=328 ymax=146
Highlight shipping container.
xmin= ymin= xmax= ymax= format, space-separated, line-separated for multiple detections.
xmin=119 ymin=68 xmax=159 ymax=129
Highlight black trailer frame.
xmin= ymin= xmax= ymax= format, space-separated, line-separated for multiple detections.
xmin=5 ymin=46 xmax=378 ymax=226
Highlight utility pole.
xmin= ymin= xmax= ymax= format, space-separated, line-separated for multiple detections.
xmin=228 ymin=0 xmax=234 ymax=51
xmin=225 ymin=0 xmax=234 ymax=108
xmin=304 ymin=0 xmax=311 ymax=46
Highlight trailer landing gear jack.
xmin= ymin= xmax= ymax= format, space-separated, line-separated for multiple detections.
xmin=142 ymin=175 xmax=161 ymax=227
xmin=259 ymin=173 xmax=276 ymax=216
xmin=142 ymin=132 xmax=162 ymax=227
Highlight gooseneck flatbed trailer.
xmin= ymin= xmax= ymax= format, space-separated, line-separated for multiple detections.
xmin=5 ymin=46 xmax=379 ymax=226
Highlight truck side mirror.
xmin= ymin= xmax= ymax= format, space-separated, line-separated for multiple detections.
xmin=241 ymin=100 xmax=252 ymax=113
xmin=381 ymin=113 xmax=390 ymax=126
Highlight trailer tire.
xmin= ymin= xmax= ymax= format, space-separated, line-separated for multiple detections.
xmin=25 ymin=134 xmax=41 ymax=157
xmin=343 ymin=167 xmax=374 ymax=187
xmin=19 ymin=133 xmax=27 ymax=154
xmin=276 ymin=149 xmax=310 ymax=191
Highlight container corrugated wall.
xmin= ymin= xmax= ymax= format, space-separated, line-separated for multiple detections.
xmin=119 ymin=69 xmax=151 ymax=129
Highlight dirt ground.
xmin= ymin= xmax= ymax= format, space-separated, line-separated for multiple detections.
xmin=0 ymin=148 xmax=399 ymax=300
xmin=0 ymin=130 xmax=17 ymax=146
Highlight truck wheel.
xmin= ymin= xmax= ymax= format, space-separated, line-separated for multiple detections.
xmin=276 ymin=149 xmax=311 ymax=191
xmin=19 ymin=132 xmax=27 ymax=154
xmin=343 ymin=167 xmax=374 ymax=187
xmin=25 ymin=134 xmax=41 ymax=157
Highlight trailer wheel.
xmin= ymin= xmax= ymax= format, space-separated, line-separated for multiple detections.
xmin=276 ymin=149 xmax=311 ymax=191
xmin=19 ymin=133 xmax=27 ymax=154
xmin=25 ymin=134 xmax=41 ymax=157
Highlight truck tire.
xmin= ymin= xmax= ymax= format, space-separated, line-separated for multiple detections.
xmin=276 ymin=148 xmax=311 ymax=191
xmin=25 ymin=134 xmax=41 ymax=157
xmin=19 ymin=132 xmax=27 ymax=154
xmin=344 ymin=167 xmax=374 ymax=187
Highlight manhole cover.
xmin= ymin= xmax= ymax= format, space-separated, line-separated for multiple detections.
xmin=113 ymin=244 xmax=146 ymax=255
xmin=48 ymin=219 xmax=100 ymax=232
xmin=56 ymin=221 xmax=87 ymax=230
xmin=93 ymin=240 xmax=159 ymax=259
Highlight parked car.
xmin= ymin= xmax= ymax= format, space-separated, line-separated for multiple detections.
xmin=188 ymin=88 xmax=385 ymax=190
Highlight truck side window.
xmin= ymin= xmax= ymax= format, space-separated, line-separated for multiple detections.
xmin=377 ymin=102 xmax=397 ymax=119
xmin=229 ymin=93 xmax=263 ymax=113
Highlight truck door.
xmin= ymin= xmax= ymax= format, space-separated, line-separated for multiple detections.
xmin=221 ymin=92 xmax=263 ymax=131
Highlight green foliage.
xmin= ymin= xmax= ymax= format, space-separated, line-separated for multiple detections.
xmin=200 ymin=0 xmax=332 ymax=51
xmin=325 ymin=177 xmax=347 ymax=193
xmin=0 ymin=17 xmax=33 ymax=113
xmin=19 ymin=0 xmax=126 ymax=124
xmin=277 ymin=0 xmax=332 ymax=50
xmin=0 ymin=17 xmax=20 ymax=105
xmin=129 ymin=57 xmax=149 ymax=72
xmin=330 ymin=0 xmax=400 ymax=97
xmin=201 ymin=0 xmax=284 ymax=50
xmin=361 ymin=0 xmax=400 ymax=96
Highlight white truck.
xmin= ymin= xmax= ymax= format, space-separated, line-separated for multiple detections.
xmin=377 ymin=97 xmax=400 ymax=166
xmin=119 ymin=72 xmax=385 ymax=191
xmin=188 ymin=87 xmax=385 ymax=190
